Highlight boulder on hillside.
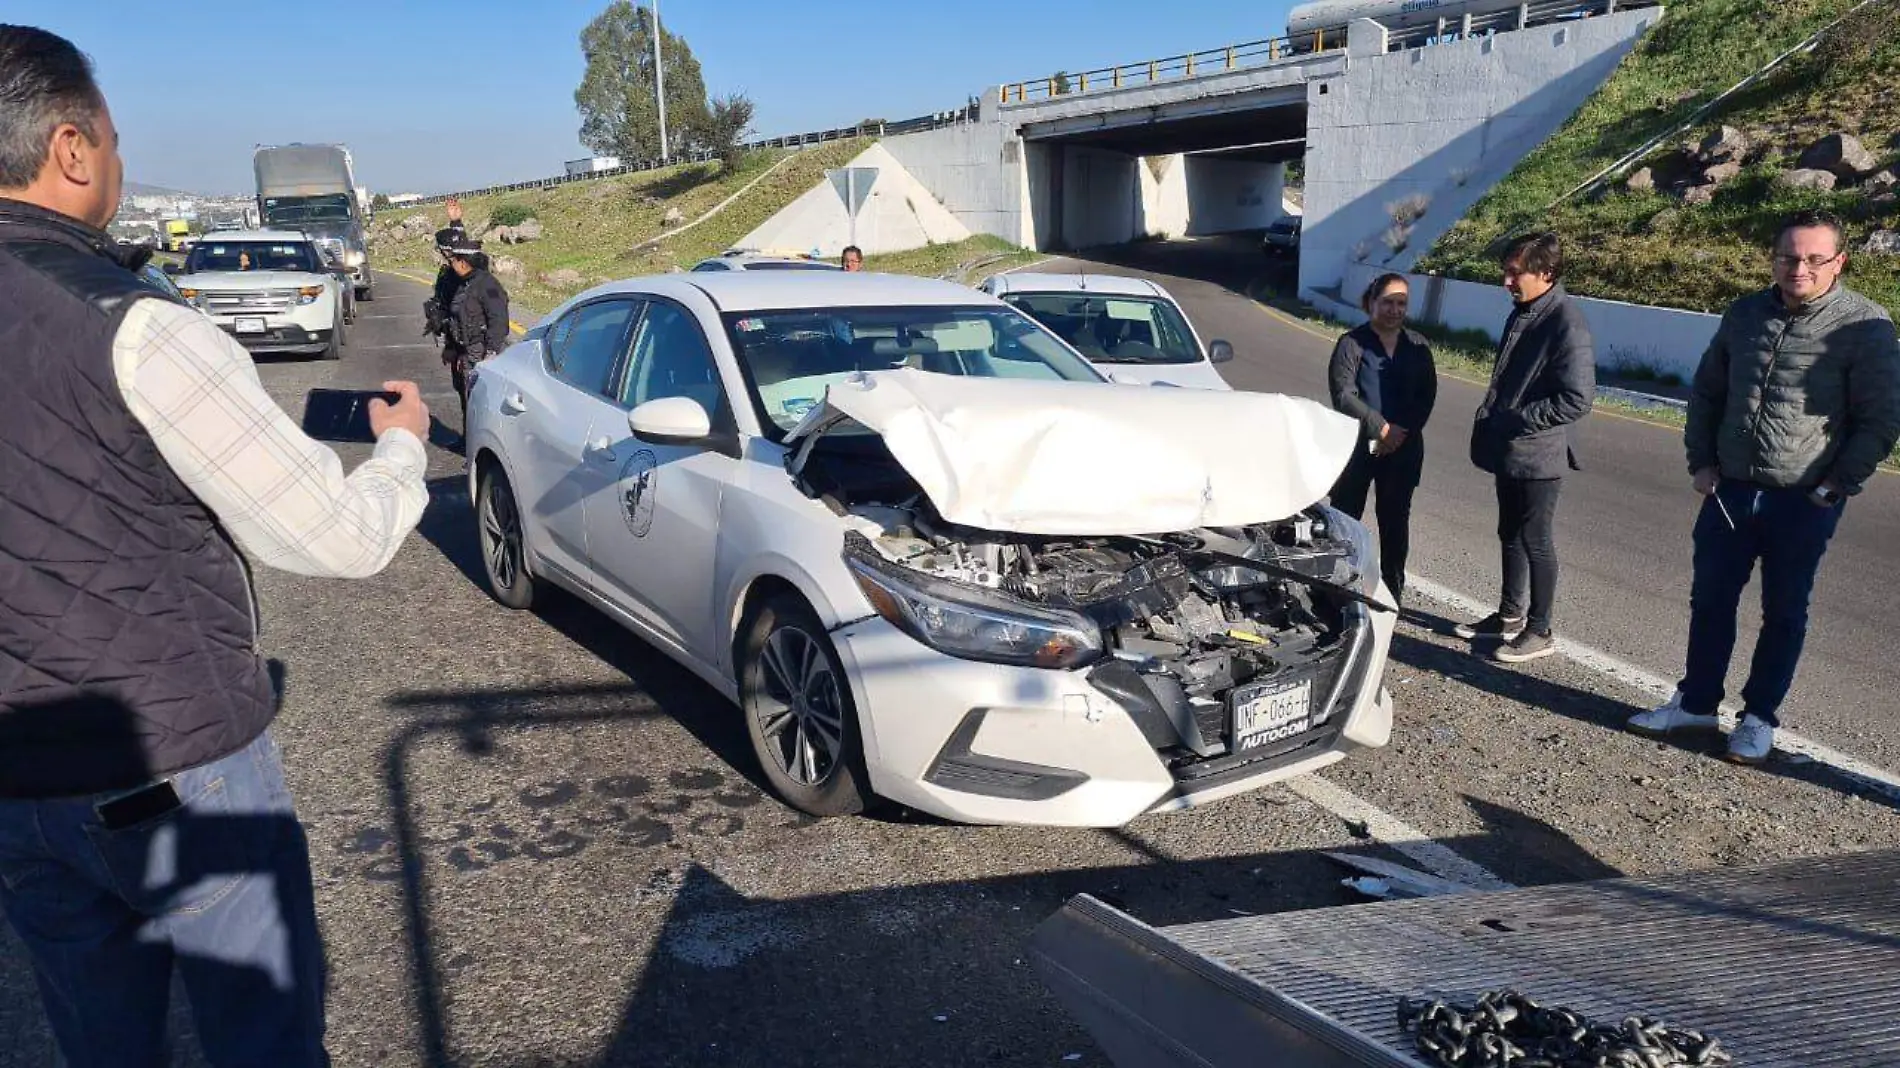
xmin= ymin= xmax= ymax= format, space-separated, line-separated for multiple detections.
xmin=1625 ymin=167 xmax=1657 ymax=193
xmin=1681 ymin=184 xmax=1718 ymax=206
xmin=1697 ymin=125 xmax=1750 ymax=164
xmin=661 ymin=207 xmax=685 ymax=227
xmin=1867 ymin=169 xmax=1899 ymax=194
xmin=1775 ymin=168 xmax=1838 ymax=192
xmin=1644 ymin=207 xmax=1682 ymax=233
xmin=1863 ymin=230 xmax=1900 ymax=257
xmin=508 ymin=218 xmax=544 ymax=243
xmin=1702 ymin=160 xmax=1743 ymax=186
xmin=539 ymin=268 xmax=584 ymax=289
xmin=491 ymin=255 xmax=526 ymax=281
xmin=1797 ymin=133 xmax=1879 ymax=180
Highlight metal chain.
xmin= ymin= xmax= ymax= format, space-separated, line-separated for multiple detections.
xmin=1397 ymin=990 xmax=1733 ymax=1068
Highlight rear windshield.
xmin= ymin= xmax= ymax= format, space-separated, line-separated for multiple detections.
xmin=723 ymin=304 xmax=1102 ymax=438
xmin=999 ymin=292 xmax=1202 ymax=365
xmin=186 ymin=241 xmax=321 ymax=273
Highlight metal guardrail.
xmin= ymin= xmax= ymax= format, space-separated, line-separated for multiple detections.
xmin=999 ymin=35 xmax=1339 ymax=105
xmin=389 ymin=107 xmax=976 ymax=208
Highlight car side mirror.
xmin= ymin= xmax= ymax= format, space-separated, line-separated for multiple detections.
xmin=161 ymin=262 xmax=181 ymax=275
xmin=1208 ymin=339 xmax=1235 ymax=364
xmin=628 ymin=396 xmax=712 ymax=445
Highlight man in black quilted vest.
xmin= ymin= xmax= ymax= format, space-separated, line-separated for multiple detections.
xmin=0 ymin=26 xmax=429 ymax=1066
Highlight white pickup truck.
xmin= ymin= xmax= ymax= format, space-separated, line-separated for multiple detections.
xmin=169 ymin=230 xmax=349 ymax=360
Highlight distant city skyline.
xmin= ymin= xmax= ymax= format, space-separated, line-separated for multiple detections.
xmin=8 ymin=1 xmax=1294 ymax=196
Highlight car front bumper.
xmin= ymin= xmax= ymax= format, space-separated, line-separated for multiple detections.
xmin=212 ymin=318 xmax=333 ymax=354
xmin=830 ymin=597 xmax=1395 ymax=827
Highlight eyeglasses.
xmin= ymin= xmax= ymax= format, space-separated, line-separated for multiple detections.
xmin=1773 ymin=252 xmax=1842 ymax=270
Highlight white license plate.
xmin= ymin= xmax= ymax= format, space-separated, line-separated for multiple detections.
xmin=1233 ymin=678 xmax=1314 ymax=751
xmin=234 ymin=317 xmax=267 ymax=335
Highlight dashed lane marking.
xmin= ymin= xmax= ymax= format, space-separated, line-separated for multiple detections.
xmin=1284 ymin=775 xmax=1516 ymax=892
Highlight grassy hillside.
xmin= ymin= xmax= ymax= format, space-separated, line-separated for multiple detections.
xmin=372 ymin=141 xmax=1036 ymax=313
xmin=1420 ymin=0 xmax=1900 ymax=317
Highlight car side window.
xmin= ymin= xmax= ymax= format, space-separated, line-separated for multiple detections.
xmin=691 ymin=261 xmax=726 ymax=272
xmin=546 ymin=299 xmax=639 ymax=399
xmin=620 ymin=300 xmax=727 ymax=423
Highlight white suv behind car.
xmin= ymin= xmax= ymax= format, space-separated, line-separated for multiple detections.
xmin=171 ymin=230 xmax=349 ymax=360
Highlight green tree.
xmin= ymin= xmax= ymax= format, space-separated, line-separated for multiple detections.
xmin=574 ymin=1 xmax=711 ymax=161
xmin=371 ymin=192 xmax=391 ymax=209
xmin=701 ymin=93 xmax=756 ymax=171
xmin=1052 ymin=70 xmax=1073 ymax=95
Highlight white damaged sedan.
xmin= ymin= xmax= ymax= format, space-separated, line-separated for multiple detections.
xmin=465 ymin=273 xmax=1395 ymax=827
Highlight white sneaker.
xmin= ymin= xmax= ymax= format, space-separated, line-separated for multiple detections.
xmin=1724 ymin=714 xmax=1775 ymax=765
xmin=1625 ymin=690 xmax=1720 ymax=738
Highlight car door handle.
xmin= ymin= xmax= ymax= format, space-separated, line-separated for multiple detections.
xmin=499 ymin=393 xmax=528 ymax=416
xmin=583 ymin=437 xmax=617 ymax=463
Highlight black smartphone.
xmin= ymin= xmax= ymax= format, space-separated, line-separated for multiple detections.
xmin=302 ymin=388 xmax=402 ymax=443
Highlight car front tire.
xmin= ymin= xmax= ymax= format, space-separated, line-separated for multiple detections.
xmin=322 ymin=313 xmax=344 ymax=361
xmin=477 ymin=465 xmax=541 ymax=610
xmin=740 ymin=594 xmax=874 ymax=818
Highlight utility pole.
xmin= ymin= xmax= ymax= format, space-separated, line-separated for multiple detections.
xmin=651 ymin=0 xmax=668 ymax=161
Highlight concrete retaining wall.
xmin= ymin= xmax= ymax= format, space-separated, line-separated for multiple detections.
xmin=1139 ymin=155 xmax=1190 ymax=239
xmin=1299 ymin=9 xmax=1661 ymax=298
xmin=1339 ymin=262 xmax=1718 ymax=380
xmin=1183 ymin=157 xmax=1286 ymax=236
xmin=880 ymin=95 xmax=1027 ymax=245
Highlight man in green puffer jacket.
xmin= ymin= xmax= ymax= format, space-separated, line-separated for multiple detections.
xmin=1628 ymin=209 xmax=1900 ymax=765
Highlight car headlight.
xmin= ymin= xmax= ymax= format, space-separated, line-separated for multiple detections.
xmin=1317 ymin=503 xmax=1379 ymax=596
xmin=296 ymin=285 xmax=325 ymax=305
xmin=344 ymin=250 xmax=364 ymax=267
xmin=843 ymin=536 xmax=1102 ymax=670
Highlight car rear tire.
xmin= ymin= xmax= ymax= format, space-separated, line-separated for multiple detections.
xmin=740 ymin=594 xmax=874 ymax=818
xmin=477 ymin=465 xmax=541 ymax=610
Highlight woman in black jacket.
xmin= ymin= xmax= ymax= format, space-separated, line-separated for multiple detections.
xmin=1327 ymin=272 xmax=1437 ymax=602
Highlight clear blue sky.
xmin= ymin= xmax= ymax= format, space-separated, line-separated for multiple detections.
xmin=10 ymin=0 xmax=1295 ymax=195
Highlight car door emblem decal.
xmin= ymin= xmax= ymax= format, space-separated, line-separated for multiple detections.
xmin=620 ymin=449 xmax=660 ymax=537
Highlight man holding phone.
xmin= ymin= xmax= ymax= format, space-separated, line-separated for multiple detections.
xmin=1627 ymin=210 xmax=1900 ymax=764
xmin=0 ymin=26 xmax=429 ymax=1065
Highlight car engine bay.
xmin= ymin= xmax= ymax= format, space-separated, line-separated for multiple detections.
xmin=803 ymin=439 xmax=1373 ymax=768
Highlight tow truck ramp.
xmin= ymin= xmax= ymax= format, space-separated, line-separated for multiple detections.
xmin=1030 ymin=849 xmax=1900 ymax=1067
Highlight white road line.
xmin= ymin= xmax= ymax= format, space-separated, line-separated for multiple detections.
xmin=1285 ymin=775 xmax=1516 ymax=892
xmin=1407 ymin=575 xmax=1900 ymax=803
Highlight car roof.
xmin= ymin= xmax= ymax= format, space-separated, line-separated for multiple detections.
xmin=985 ymin=272 xmax=1164 ymax=299
xmin=187 ymin=229 xmax=315 ymax=243
xmin=575 ymin=271 xmax=1010 ymax=313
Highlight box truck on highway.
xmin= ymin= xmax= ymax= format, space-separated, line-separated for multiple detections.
xmin=253 ymin=143 xmax=374 ymax=301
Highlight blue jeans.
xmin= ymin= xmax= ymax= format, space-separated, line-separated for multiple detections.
xmin=0 ymin=730 xmax=330 ymax=1067
xmin=1680 ymin=482 xmax=1845 ymax=726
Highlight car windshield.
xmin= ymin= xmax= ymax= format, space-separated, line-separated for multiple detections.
xmin=740 ymin=260 xmax=840 ymax=271
xmin=185 ymin=241 xmax=320 ymax=273
xmin=723 ymin=304 xmax=1103 ymax=438
xmin=261 ymin=194 xmax=353 ymax=224
xmin=999 ymin=292 xmax=1202 ymax=365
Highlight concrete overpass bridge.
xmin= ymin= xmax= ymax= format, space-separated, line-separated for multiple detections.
xmin=872 ymin=0 xmax=1662 ymax=301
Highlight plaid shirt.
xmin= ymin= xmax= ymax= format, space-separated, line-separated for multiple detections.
xmin=111 ymin=298 xmax=428 ymax=579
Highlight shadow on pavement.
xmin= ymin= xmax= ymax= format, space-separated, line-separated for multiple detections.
xmin=1392 ymin=608 xmax=1900 ymax=816
xmin=366 ymin=669 xmax=1621 ymax=1067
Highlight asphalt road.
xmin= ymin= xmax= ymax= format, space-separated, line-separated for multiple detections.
xmin=0 ymin=263 xmax=1896 ymax=1067
xmin=1038 ymin=236 xmax=1900 ymax=766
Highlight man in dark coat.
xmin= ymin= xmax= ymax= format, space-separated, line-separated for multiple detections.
xmin=1452 ymin=232 xmax=1596 ymax=664
xmin=1627 ymin=209 xmax=1900 ymax=764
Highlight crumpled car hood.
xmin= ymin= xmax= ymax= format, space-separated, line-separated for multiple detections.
xmin=786 ymin=368 xmax=1358 ymax=536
